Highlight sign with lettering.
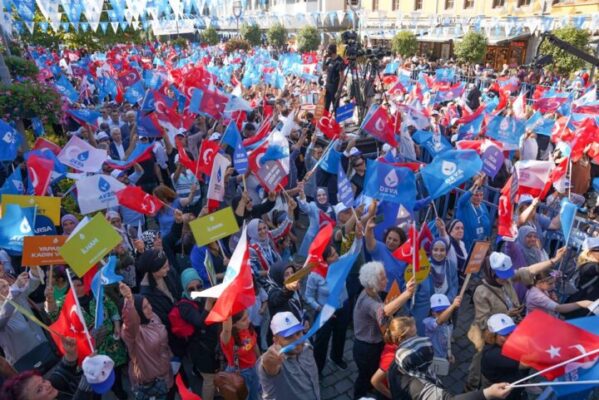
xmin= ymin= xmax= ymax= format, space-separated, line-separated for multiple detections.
xmin=2 ymin=195 xmax=61 ymax=225
xmin=59 ymin=213 xmax=121 ymax=277
xmin=404 ymin=248 xmax=431 ymax=284
xmin=254 ymin=160 xmax=287 ymax=193
xmin=22 ymin=235 xmax=66 ymax=266
xmin=465 ymin=241 xmax=490 ymax=275
xmin=190 ymin=207 xmax=240 ymax=248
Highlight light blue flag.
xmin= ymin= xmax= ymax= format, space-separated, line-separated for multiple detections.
xmin=337 ymin=161 xmax=354 ymax=208
xmin=421 ymin=150 xmax=483 ymax=200
xmin=0 ymin=204 xmax=34 ymax=254
xmin=91 ymin=256 xmax=123 ymax=329
xmin=560 ymin=198 xmax=577 ymax=246
xmin=281 ymin=239 xmax=362 ymax=353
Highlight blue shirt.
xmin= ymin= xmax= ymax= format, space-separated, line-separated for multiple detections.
xmin=424 ymin=317 xmax=452 ymax=358
xmin=456 ymin=191 xmax=491 ymax=251
xmin=156 ymin=198 xmax=182 ymax=237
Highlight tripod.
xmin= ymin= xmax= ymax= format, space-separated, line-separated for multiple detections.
xmin=333 ymin=58 xmax=366 ymax=123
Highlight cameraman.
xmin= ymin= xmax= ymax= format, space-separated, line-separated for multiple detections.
xmin=322 ymin=44 xmax=345 ymax=113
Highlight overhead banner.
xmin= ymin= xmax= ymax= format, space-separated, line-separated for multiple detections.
xmin=190 ymin=207 xmax=240 ymax=248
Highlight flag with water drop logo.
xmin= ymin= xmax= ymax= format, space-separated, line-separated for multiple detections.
xmin=76 ymin=174 xmax=126 ymax=215
xmin=0 ymin=204 xmax=35 ymax=254
xmin=420 ymin=150 xmax=482 ymax=200
xmin=58 ymin=135 xmax=108 ymax=173
xmin=363 ymin=159 xmax=417 ymax=210
xmin=0 ymin=120 xmax=23 ymax=161
xmin=207 ymin=152 xmax=231 ymax=211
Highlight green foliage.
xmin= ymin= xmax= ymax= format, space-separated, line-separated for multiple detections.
xmin=224 ymin=38 xmax=251 ymax=54
xmin=0 ymin=81 xmax=63 ymax=125
xmin=171 ymin=37 xmax=189 ymax=49
xmin=454 ymin=31 xmax=488 ymax=64
xmin=240 ymin=23 xmax=262 ymax=47
xmin=297 ymin=26 xmax=321 ymax=52
xmin=267 ymin=24 xmax=288 ymax=49
xmin=4 ymin=56 xmax=39 ymax=78
xmin=200 ymin=27 xmax=220 ymax=45
xmin=539 ymin=26 xmax=591 ymax=76
xmin=391 ymin=31 xmax=418 ymax=58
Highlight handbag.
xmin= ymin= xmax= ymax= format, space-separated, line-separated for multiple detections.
xmin=13 ymin=341 xmax=60 ymax=373
xmin=214 ymin=345 xmax=248 ymax=400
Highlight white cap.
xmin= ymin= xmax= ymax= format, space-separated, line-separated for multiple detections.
xmin=95 ymin=131 xmax=110 ymax=142
xmin=349 ymin=147 xmax=361 ymax=157
xmin=382 ymin=143 xmax=392 ymax=153
xmin=270 ymin=311 xmax=304 ymax=338
xmin=487 ymin=313 xmax=516 ymax=336
xmin=553 ymin=177 xmax=571 ymax=193
xmin=489 ymin=251 xmax=514 ymax=279
xmin=430 ymin=294 xmax=451 ymax=312
xmin=82 ymin=355 xmax=115 ymax=394
xmin=583 ymin=237 xmax=599 ymax=251
xmin=334 ymin=202 xmax=350 ymax=217
xmin=518 ymin=194 xmax=534 ymax=205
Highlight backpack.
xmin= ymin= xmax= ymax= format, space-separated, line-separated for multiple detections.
xmin=168 ymin=298 xmax=198 ymax=339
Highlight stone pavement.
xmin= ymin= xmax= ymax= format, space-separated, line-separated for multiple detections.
xmin=320 ymin=292 xmax=477 ymax=400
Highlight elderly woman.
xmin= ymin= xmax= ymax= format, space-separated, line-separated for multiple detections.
xmin=0 ymin=268 xmax=56 ymax=373
xmin=515 ymin=226 xmax=548 ymax=266
xmin=352 ymin=261 xmax=415 ymax=399
xmin=466 ymin=247 xmax=566 ymax=390
xmin=106 ymin=210 xmax=133 ymax=251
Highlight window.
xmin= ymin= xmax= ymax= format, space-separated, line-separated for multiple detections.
xmin=414 ymin=0 xmax=422 ymax=10
xmin=392 ymin=0 xmax=399 ymax=11
xmin=518 ymin=0 xmax=531 ymax=6
xmin=463 ymin=0 xmax=474 ymax=8
xmin=492 ymin=0 xmax=505 ymax=7
xmin=372 ymin=0 xmax=379 ymax=11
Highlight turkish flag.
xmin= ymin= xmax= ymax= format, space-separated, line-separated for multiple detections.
xmin=205 ymin=227 xmax=256 ymax=324
xmin=539 ymin=158 xmax=569 ymax=200
xmin=362 ymin=106 xmax=398 ymax=146
xmin=317 ymin=109 xmax=342 ymax=140
xmin=307 ymin=223 xmax=333 ymax=277
xmin=571 ymin=119 xmax=599 ymax=162
xmin=248 ymin=141 xmax=268 ymax=174
xmin=498 ymin=177 xmax=516 ymax=239
xmin=197 ymin=140 xmax=220 ymax=176
xmin=502 ymin=310 xmax=599 ymax=380
xmin=49 ymin=289 xmax=94 ymax=365
xmin=175 ymin=139 xmax=199 ymax=176
xmin=116 ymin=186 xmax=164 ymax=215
xmin=26 ymin=154 xmax=54 ymax=196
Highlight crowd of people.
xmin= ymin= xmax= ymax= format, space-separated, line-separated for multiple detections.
xmin=0 ymin=34 xmax=597 ymax=400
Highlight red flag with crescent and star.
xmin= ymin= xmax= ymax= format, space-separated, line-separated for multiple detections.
xmin=49 ymin=289 xmax=94 ymax=365
xmin=196 ymin=140 xmax=220 ymax=176
xmin=116 ymin=186 xmax=164 ymax=215
xmin=26 ymin=153 xmax=54 ymax=196
xmin=502 ymin=310 xmax=599 ymax=380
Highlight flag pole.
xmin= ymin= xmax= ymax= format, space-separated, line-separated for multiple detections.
xmin=66 ymin=269 xmax=95 ymax=353
xmin=0 ymin=294 xmax=65 ymax=338
xmin=304 ymin=138 xmax=336 ymax=182
xmin=410 ymin=220 xmax=417 ymax=309
xmin=509 ymin=380 xmax=599 ymax=389
xmin=509 ymin=347 xmax=599 ymax=387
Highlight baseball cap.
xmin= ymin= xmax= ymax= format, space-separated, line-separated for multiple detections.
xmin=489 ymin=251 xmax=514 ymax=279
xmin=95 ymin=131 xmax=110 ymax=142
xmin=487 ymin=313 xmax=516 ymax=336
xmin=110 ymin=169 xmax=126 ymax=179
xmin=270 ymin=311 xmax=303 ymax=338
xmin=348 ymin=147 xmax=361 ymax=157
xmin=430 ymin=294 xmax=451 ymax=312
xmin=82 ymin=355 xmax=115 ymax=394
xmin=518 ymin=194 xmax=534 ymax=205
xmin=583 ymin=237 xmax=599 ymax=251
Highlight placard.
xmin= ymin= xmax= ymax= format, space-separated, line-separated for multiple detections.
xmin=2 ymin=195 xmax=61 ymax=225
xmin=190 ymin=207 xmax=240 ymax=248
xmin=384 ymin=280 xmax=401 ymax=304
xmin=465 ymin=241 xmax=491 ymax=275
xmin=404 ymin=248 xmax=431 ymax=284
xmin=22 ymin=236 xmax=66 ymax=266
xmin=254 ymin=160 xmax=287 ymax=193
xmin=59 ymin=213 xmax=121 ymax=277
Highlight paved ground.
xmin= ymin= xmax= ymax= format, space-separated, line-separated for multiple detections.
xmin=319 ymin=294 xmax=476 ymax=400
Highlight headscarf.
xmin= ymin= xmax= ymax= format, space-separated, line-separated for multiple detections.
xmin=247 ymin=218 xmax=269 ymax=246
xmin=517 ymin=226 xmax=548 ymax=265
xmin=315 ymin=188 xmax=330 ymax=213
xmin=429 ymin=238 xmax=449 ymax=294
xmin=447 ymin=219 xmax=467 ymax=273
xmin=133 ymin=294 xmax=150 ymax=325
xmin=267 ymin=260 xmax=292 ymax=289
xmin=394 ymin=336 xmax=436 ymax=381
xmin=180 ymin=268 xmax=201 ymax=300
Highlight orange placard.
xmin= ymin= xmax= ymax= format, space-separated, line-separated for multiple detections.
xmin=464 ymin=241 xmax=491 ymax=275
xmin=22 ymin=236 xmax=66 ymax=266
xmin=385 ymin=280 xmax=401 ymax=304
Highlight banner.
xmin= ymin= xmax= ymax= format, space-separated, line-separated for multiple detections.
xmin=421 ymin=150 xmax=483 ymax=200
xmin=255 ymin=160 xmax=287 ymax=193
xmin=76 ymin=174 xmax=126 ymax=215
xmin=481 ymin=144 xmax=504 ymax=178
xmin=464 ymin=241 xmax=490 ymax=274
xmin=189 ymin=207 xmax=240 ymax=248
xmin=363 ymin=159 xmax=417 ymax=209
xmin=22 ymin=235 xmax=66 ymax=266
xmin=59 ymin=213 xmax=121 ymax=277
xmin=2 ymin=194 xmax=61 ymax=225
xmin=57 ymin=135 xmax=107 ymax=172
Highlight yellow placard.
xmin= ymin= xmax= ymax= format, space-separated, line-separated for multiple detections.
xmin=404 ymin=248 xmax=431 ymax=284
xmin=2 ymin=195 xmax=61 ymax=225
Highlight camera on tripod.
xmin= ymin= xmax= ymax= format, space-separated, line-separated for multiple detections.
xmin=365 ymin=47 xmax=391 ymax=61
xmin=341 ymin=30 xmax=364 ymax=60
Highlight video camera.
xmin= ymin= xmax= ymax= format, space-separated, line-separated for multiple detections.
xmin=341 ymin=30 xmax=364 ymax=60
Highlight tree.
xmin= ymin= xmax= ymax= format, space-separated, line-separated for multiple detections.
xmin=297 ymin=26 xmax=320 ymax=52
xmin=391 ymin=31 xmax=418 ymax=58
xmin=267 ymin=23 xmax=288 ymax=49
xmin=539 ymin=26 xmax=591 ymax=76
xmin=454 ymin=31 xmax=488 ymax=64
xmin=200 ymin=26 xmax=219 ymax=45
xmin=224 ymin=38 xmax=251 ymax=54
xmin=4 ymin=56 xmax=38 ymax=79
xmin=240 ymin=23 xmax=262 ymax=47
xmin=0 ymin=81 xmax=63 ymax=125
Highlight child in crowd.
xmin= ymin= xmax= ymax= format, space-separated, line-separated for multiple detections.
xmin=423 ymin=294 xmax=462 ymax=375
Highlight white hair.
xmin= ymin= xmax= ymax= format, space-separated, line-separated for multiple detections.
xmin=359 ymin=261 xmax=384 ymax=290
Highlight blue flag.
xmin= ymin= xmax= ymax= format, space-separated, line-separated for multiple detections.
xmin=0 ymin=167 xmax=25 ymax=197
xmin=66 ymin=109 xmax=101 ymax=126
xmin=526 ymin=111 xmax=554 ymax=136
xmin=55 ymin=75 xmax=79 ymax=103
xmin=337 ymin=162 xmax=354 ymax=207
xmin=91 ymin=256 xmax=123 ymax=329
xmin=457 ymin=114 xmax=484 ymax=140
xmin=363 ymin=159 xmax=417 ymax=209
xmin=435 ymin=67 xmax=455 ymax=82
xmin=124 ymin=80 xmax=145 ymax=105
xmin=486 ymin=115 xmax=525 ymax=147
xmin=0 ymin=204 xmax=34 ymax=254
xmin=0 ymin=120 xmax=22 ymax=161
xmin=560 ymin=198 xmax=577 ymax=245
xmin=281 ymin=239 xmax=362 ymax=354
xmin=421 ymin=150 xmax=483 ymax=200
xmin=319 ymin=142 xmax=341 ymax=174
xmin=221 ymin=122 xmax=241 ymax=149
xmin=31 ymin=117 xmax=45 ymax=137
xmin=335 ymin=103 xmax=355 ymax=123
xmin=412 ymin=130 xmax=452 ymax=156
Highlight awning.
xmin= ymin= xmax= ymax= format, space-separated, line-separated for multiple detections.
xmin=417 ymin=33 xmax=463 ymax=43
xmin=487 ymin=33 xmax=530 ymax=46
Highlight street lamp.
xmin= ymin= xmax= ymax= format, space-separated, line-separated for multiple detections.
xmin=233 ymin=0 xmax=242 ymax=36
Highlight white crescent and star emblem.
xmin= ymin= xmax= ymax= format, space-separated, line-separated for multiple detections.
xmin=374 ymin=118 xmax=385 ymax=132
xmin=203 ymin=148 xmax=215 ymax=164
xmin=28 ymin=167 xmax=39 ymax=188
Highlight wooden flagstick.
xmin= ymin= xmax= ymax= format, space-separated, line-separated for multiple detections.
xmin=157 ymin=198 xmax=179 ymax=213
xmin=509 ymin=347 xmax=599 ymax=387
xmin=216 ymin=240 xmax=227 ymax=259
xmin=66 ymin=269 xmax=95 ymax=353
xmin=241 ymin=174 xmax=247 ymax=192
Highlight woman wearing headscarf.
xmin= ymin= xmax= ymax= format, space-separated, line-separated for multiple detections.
xmin=60 ymin=214 xmax=78 ymax=236
xmin=429 ymin=238 xmax=459 ymax=302
xmin=233 ymin=190 xmax=278 ymax=227
xmin=437 ymin=219 xmax=469 ymax=283
xmin=247 ymin=198 xmax=294 ymax=278
xmin=119 ymin=282 xmax=173 ymax=400
xmin=296 ymin=183 xmax=335 ymax=259
xmin=515 ymin=226 xmax=549 ymax=266
xmin=106 ymin=210 xmax=133 ymax=251
xmin=176 ymin=269 xmax=218 ymax=400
